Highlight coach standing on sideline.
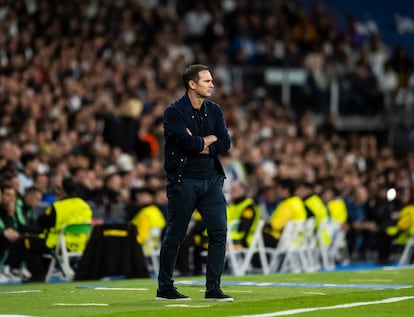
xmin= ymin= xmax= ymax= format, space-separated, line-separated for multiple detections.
xmin=156 ymin=64 xmax=232 ymax=301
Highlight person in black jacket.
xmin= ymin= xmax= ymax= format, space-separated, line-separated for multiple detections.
xmin=156 ymin=64 xmax=232 ymax=301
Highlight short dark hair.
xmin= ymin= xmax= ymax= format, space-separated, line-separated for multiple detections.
xmin=182 ymin=64 xmax=210 ymax=91
xmin=0 ymin=180 xmax=14 ymax=193
xmin=24 ymin=186 xmax=43 ymax=196
xmin=20 ymin=152 xmax=37 ymax=166
xmin=62 ymin=177 xmax=77 ymax=195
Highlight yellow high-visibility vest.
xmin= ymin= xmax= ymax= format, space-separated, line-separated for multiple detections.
xmin=227 ymin=198 xmax=260 ymax=246
xmin=267 ymin=196 xmax=307 ymax=240
xmin=45 ymin=197 xmax=92 ymax=250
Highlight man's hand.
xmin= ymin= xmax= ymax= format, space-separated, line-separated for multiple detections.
xmin=201 ymin=135 xmax=217 ymax=154
xmin=3 ymin=228 xmax=19 ymax=242
xmin=204 ymin=135 xmax=217 ymax=146
xmin=186 ymin=128 xmax=217 ymax=154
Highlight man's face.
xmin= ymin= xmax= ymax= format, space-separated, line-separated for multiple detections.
xmin=2 ymin=187 xmax=16 ymax=214
xmin=25 ymin=191 xmax=42 ymax=208
xmin=2 ymin=188 xmax=16 ymax=204
xmin=191 ymin=70 xmax=214 ymax=98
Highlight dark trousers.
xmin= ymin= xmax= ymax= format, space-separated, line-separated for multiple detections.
xmin=19 ymin=236 xmax=50 ymax=281
xmin=176 ymin=231 xmax=205 ymax=275
xmin=158 ymin=175 xmax=227 ymax=291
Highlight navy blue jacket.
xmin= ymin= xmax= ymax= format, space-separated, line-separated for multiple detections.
xmin=163 ymin=94 xmax=231 ymax=181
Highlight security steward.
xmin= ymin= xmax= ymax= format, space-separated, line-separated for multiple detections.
xmin=227 ymin=180 xmax=261 ymax=248
xmin=20 ymin=177 xmax=92 ymax=281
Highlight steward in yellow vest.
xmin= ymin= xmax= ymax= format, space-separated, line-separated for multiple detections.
xmin=327 ymin=197 xmax=348 ymax=224
xmin=40 ymin=196 xmax=92 ymax=250
xmin=377 ymin=186 xmax=414 ymax=264
xmin=386 ymin=204 xmax=414 ymax=245
xmin=129 ymin=187 xmax=166 ymax=246
xmin=21 ymin=177 xmax=92 ymax=281
xmin=263 ymin=196 xmax=307 ymax=247
xmin=297 ymin=182 xmax=328 ymax=227
xmin=227 ymin=180 xmax=261 ymax=247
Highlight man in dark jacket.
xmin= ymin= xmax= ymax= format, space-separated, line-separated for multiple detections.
xmin=156 ymin=64 xmax=232 ymax=301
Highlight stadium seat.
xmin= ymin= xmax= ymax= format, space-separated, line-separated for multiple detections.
xmin=226 ymin=219 xmax=270 ymax=276
xmin=303 ymin=217 xmax=321 ymax=272
xmin=317 ymin=219 xmax=350 ymax=270
xmin=266 ymin=220 xmax=308 ymax=273
xmin=399 ymin=233 xmax=414 ymax=265
xmin=45 ymin=222 xmax=93 ymax=282
xmin=142 ymin=227 xmax=162 ymax=276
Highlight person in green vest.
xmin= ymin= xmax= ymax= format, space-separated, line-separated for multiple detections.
xmin=19 ymin=176 xmax=93 ymax=281
xmin=0 ymin=181 xmax=22 ymax=281
xmin=16 ymin=186 xmax=44 ymax=234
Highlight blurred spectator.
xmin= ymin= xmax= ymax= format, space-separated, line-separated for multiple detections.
xmin=97 ymin=172 xmax=126 ymax=224
xmin=0 ymin=0 xmax=412 ymax=270
xmin=183 ymin=1 xmax=212 ymax=43
xmin=0 ymin=181 xmax=23 ymax=281
xmin=17 ymin=152 xmax=39 ymax=195
xmin=256 ymin=181 xmax=280 ymax=221
xmin=389 ymin=45 xmax=413 ymax=88
xmin=346 ymin=184 xmax=378 ymax=259
xmin=16 ymin=186 xmax=43 ymax=234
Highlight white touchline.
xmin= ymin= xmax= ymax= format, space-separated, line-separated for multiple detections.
xmin=94 ymin=287 xmax=149 ymax=291
xmin=0 ymin=315 xmax=39 ymax=317
xmin=166 ymin=304 xmax=211 ymax=308
xmin=0 ymin=290 xmax=43 ymax=294
xmin=53 ymin=303 xmax=109 ymax=306
xmin=301 ymin=292 xmax=326 ymax=295
xmin=198 ymin=290 xmax=253 ymax=293
xmin=349 ymin=279 xmax=393 ymax=282
xmin=230 ymin=296 xmax=414 ymax=317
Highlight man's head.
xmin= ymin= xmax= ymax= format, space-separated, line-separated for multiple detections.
xmin=183 ymin=64 xmax=214 ymax=98
xmin=20 ymin=152 xmax=39 ymax=174
xmin=133 ymin=187 xmax=155 ymax=205
xmin=230 ymin=180 xmax=248 ymax=201
xmin=23 ymin=186 xmax=43 ymax=208
xmin=0 ymin=181 xmax=16 ymax=214
xmin=61 ymin=177 xmax=77 ymax=196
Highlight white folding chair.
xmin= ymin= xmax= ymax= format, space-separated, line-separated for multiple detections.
xmin=266 ymin=220 xmax=307 ymax=273
xmin=45 ymin=222 xmax=93 ymax=282
xmin=226 ymin=219 xmax=270 ymax=276
xmin=142 ymin=227 xmax=163 ymax=275
xmin=399 ymin=233 xmax=414 ymax=265
xmin=317 ymin=219 xmax=350 ymax=270
xmin=303 ymin=217 xmax=321 ymax=272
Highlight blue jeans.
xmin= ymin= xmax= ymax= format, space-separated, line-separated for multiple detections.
xmin=158 ymin=174 xmax=227 ymax=291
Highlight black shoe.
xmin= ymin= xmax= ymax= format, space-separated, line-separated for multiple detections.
xmin=205 ymin=288 xmax=233 ymax=302
xmin=156 ymin=288 xmax=191 ymax=300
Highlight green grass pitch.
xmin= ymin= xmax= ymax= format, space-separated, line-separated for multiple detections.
xmin=1 ymin=266 xmax=413 ymax=317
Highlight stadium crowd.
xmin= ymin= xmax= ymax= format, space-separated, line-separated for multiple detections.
xmin=1 ymin=0 xmax=414 ymax=282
